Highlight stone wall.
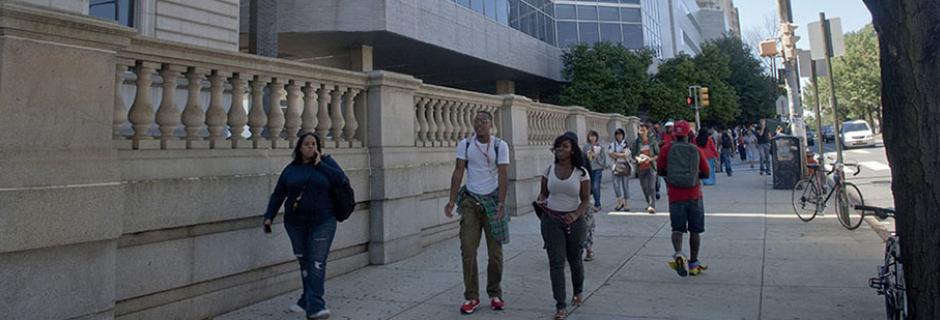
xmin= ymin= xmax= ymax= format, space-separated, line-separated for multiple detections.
xmin=0 ymin=3 xmax=638 ymax=319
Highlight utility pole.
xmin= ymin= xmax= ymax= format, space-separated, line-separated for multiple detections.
xmin=776 ymin=0 xmax=807 ymax=174
xmin=810 ymin=60 xmax=825 ymax=164
xmin=820 ymin=12 xmax=843 ymax=164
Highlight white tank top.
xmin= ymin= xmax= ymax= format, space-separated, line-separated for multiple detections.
xmin=544 ymin=164 xmax=590 ymax=212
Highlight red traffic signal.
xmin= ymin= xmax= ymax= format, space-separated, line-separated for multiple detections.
xmin=687 ymin=96 xmax=693 ymax=106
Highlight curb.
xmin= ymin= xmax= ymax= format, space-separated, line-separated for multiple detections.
xmin=820 ymin=173 xmax=892 ymax=241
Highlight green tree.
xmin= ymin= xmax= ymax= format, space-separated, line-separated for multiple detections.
xmin=693 ymin=42 xmax=741 ymax=125
xmin=645 ymin=54 xmax=697 ymax=122
xmin=559 ymin=43 xmax=654 ymax=115
xmin=709 ymin=37 xmax=778 ymax=123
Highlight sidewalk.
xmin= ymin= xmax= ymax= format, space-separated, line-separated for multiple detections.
xmin=217 ymin=162 xmax=887 ymax=320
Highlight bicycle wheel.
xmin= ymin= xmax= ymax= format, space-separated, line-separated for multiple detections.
xmin=792 ymin=178 xmax=819 ymax=222
xmin=836 ymin=182 xmax=865 ymax=230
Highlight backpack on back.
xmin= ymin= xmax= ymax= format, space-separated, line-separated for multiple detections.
xmin=721 ymin=134 xmax=733 ymax=149
xmin=666 ymin=142 xmax=700 ymax=188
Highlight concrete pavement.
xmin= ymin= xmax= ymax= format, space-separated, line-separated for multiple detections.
xmin=217 ymin=161 xmax=888 ymax=320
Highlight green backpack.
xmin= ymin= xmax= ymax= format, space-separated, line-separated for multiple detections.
xmin=666 ymin=142 xmax=700 ymax=188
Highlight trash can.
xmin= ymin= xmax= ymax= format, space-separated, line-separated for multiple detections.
xmin=771 ymin=136 xmax=802 ymax=189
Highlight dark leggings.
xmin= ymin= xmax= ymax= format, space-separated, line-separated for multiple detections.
xmin=541 ymin=215 xmax=587 ymax=310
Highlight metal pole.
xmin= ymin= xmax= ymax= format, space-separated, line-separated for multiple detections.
xmin=811 ymin=60 xmax=825 ymax=166
xmin=821 ymin=12 xmax=843 ymax=165
xmin=777 ymin=0 xmax=807 ymax=177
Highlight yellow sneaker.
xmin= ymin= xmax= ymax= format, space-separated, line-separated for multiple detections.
xmin=688 ymin=261 xmax=708 ymax=276
xmin=667 ymin=255 xmax=688 ymax=277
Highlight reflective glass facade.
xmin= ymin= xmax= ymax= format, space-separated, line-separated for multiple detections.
xmin=89 ymin=0 xmax=134 ymax=27
xmin=451 ymin=0 xmax=665 ymax=56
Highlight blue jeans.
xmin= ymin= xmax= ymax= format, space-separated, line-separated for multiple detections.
xmin=720 ymin=150 xmax=733 ymax=174
xmin=759 ymin=143 xmax=771 ymax=172
xmin=285 ymin=217 xmax=338 ymax=316
xmin=590 ymin=169 xmax=603 ymax=207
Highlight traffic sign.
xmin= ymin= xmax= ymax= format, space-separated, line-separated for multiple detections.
xmin=808 ymin=17 xmax=845 ymax=60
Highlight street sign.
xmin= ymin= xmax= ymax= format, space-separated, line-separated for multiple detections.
xmin=798 ymin=49 xmax=828 ymax=78
xmin=808 ymin=17 xmax=845 ymax=60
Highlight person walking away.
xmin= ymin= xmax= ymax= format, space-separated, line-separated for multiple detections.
xmin=656 ymin=120 xmax=710 ymax=277
xmin=720 ymin=129 xmax=735 ymax=176
xmin=656 ymin=122 xmax=675 ymax=200
xmin=633 ymin=124 xmax=660 ymax=214
xmin=746 ymin=127 xmax=760 ymax=169
xmin=737 ymin=129 xmax=748 ymax=162
xmin=581 ymin=130 xmax=606 ymax=261
xmin=696 ymin=128 xmax=719 ymax=185
xmin=444 ymin=111 xmax=511 ymax=315
xmin=710 ymin=128 xmax=724 ymax=173
xmin=263 ymin=132 xmax=349 ymax=320
xmin=757 ymin=121 xmax=773 ymax=175
xmin=608 ymin=128 xmax=633 ymax=211
xmin=535 ymin=134 xmax=591 ymax=320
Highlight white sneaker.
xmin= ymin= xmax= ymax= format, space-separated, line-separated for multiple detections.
xmin=289 ymin=304 xmax=304 ymax=313
xmin=307 ymin=309 xmax=331 ymax=319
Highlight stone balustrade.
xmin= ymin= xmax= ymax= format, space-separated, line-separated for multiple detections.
xmin=413 ymin=84 xmax=502 ymax=147
xmin=528 ymin=103 xmax=573 ymax=145
xmin=114 ymin=37 xmax=369 ymax=150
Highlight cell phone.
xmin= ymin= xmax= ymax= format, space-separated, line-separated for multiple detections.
xmin=263 ymin=224 xmax=272 ymax=234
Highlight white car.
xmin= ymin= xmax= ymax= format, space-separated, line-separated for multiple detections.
xmin=841 ymin=120 xmax=876 ymax=148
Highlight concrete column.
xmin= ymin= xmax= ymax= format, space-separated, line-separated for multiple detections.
xmin=495 ymin=80 xmax=515 ymax=95
xmin=350 ymin=45 xmax=373 ymax=72
xmin=498 ymin=95 xmax=535 ymax=216
xmin=248 ymin=0 xmax=278 ymax=57
xmin=566 ymin=107 xmax=589 ymax=137
xmin=0 ymin=3 xmax=135 ymax=319
xmin=364 ymin=71 xmax=424 ymax=264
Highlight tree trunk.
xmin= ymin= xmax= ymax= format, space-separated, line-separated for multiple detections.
xmin=863 ymin=1 xmax=940 ymax=318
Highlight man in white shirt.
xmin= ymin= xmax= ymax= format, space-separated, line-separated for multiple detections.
xmin=444 ymin=111 xmax=510 ymax=315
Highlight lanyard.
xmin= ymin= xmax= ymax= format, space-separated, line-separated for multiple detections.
xmin=474 ymin=139 xmax=491 ymax=164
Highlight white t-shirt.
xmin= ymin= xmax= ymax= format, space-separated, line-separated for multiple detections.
xmin=543 ymin=164 xmax=590 ymax=212
xmin=609 ymin=140 xmax=631 ymax=164
xmin=456 ymin=136 xmax=510 ymax=195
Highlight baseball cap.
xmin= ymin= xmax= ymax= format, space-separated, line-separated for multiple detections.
xmin=664 ymin=121 xmax=674 ymax=127
xmin=673 ymin=120 xmax=691 ymax=137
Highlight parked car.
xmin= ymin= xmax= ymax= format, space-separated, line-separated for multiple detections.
xmin=841 ymin=120 xmax=876 ymax=148
xmin=822 ymin=125 xmax=836 ymax=143
xmin=806 ymin=129 xmax=816 ymax=146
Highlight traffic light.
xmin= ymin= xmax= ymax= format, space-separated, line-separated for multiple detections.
xmin=699 ymin=87 xmax=710 ymax=108
xmin=687 ymin=96 xmax=693 ymax=107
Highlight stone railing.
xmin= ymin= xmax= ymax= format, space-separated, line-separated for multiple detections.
xmin=527 ymin=102 xmax=571 ymax=145
xmin=113 ymin=37 xmax=369 ymax=150
xmin=413 ymin=84 xmax=502 ymax=147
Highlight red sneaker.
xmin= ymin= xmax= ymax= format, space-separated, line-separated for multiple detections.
xmin=490 ymin=297 xmax=505 ymax=310
xmin=460 ymin=299 xmax=480 ymax=314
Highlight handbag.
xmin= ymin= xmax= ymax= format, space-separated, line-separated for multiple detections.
xmin=613 ymin=162 xmax=632 ymax=176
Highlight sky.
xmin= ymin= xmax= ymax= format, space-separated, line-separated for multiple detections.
xmin=735 ymin=0 xmax=873 ymax=51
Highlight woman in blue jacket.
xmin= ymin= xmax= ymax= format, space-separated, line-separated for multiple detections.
xmin=263 ymin=132 xmax=348 ymax=320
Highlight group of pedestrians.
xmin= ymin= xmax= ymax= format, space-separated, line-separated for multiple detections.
xmin=259 ymin=111 xmax=717 ymax=320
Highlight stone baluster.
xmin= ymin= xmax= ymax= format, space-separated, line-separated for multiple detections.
xmin=489 ymin=105 xmax=499 ymax=137
xmin=248 ymin=76 xmax=269 ymax=148
xmin=113 ymin=63 xmax=129 ymax=139
xmin=432 ymin=99 xmax=444 ymax=145
xmin=454 ymin=102 xmax=466 ymax=140
xmin=342 ymin=88 xmax=361 ymax=146
xmin=267 ymin=78 xmax=287 ymax=148
xmin=227 ymin=73 xmax=249 ymax=148
xmin=468 ymin=103 xmax=479 ymax=138
xmin=285 ymin=80 xmax=304 ymax=147
xmin=415 ymin=97 xmax=429 ymax=146
xmin=156 ymin=64 xmax=183 ymax=149
xmin=181 ymin=67 xmax=207 ymax=149
xmin=128 ymin=61 xmax=158 ymax=149
xmin=316 ymin=84 xmax=332 ymax=140
xmin=330 ymin=85 xmax=346 ymax=145
xmin=301 ymin=82 xmax=319 ymax=135
xmin=442 ymin=101 xmax=455 ymax=145
xmin=425 ymin=99 xmax=438 ymax=145
xmin=205 ymin=70 xmax=229 ymax=149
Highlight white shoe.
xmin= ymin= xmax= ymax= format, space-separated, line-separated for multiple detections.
xmin=289 ymin=304 xmax=305 ymax=313
xmin=307 ymin=309 xmax=331 ymax=319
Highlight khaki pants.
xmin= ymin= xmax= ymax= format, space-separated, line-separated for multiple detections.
xmin=458 ymin=196 xmax=503 ymax=300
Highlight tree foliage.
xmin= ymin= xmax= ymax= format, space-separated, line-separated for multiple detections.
xmin=559 ymin=43 xmax=654 ymax=116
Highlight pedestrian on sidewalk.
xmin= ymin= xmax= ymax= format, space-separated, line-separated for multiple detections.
xmin=657 ymin=120 xmax=710 ymax=278
xmin=696 ymin=128 xmax=719 ymax=185
xmin=582 ymin=130 xmax=606 ymax=261
xmin=633 ymin=124 xmax=660 ymax=214
xmin=608 ymin=128 xmax=633 ymax=211
xmin=444 ymin=110 xmax=510 ymax=315
xmin=656 ymin=122 xmax=675 ymax=200
xmin=263 ymin=132 xmax=349 ymax=320
xmin=719 ymin=129 xmax=734 ymax=176
xmin=745 ymin=126 xmax=759 ymax=169
xmin=737 ymin=129 xmax=748 ymax=163
xmin=711 ymin=128 xmax=723 ymax=173
xmin=757 ymin=120 xmax=773 ymax=175
xmin=535 ymin=133 xmax=591 ymax=320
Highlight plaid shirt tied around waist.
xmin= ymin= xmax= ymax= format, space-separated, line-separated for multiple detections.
xmin=457 ymin=186 xmax=510 ymax=245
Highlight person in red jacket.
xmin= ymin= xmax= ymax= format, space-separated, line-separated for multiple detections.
xmin=656 ymin=120 xmax=711 ymax=277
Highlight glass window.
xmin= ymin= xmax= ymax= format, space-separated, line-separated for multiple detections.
xmin=557 ymin=22 xmax=579 ymax=48
xmin=509 ymin=0 xmax=520 ymax=28
xmin=577 ymin=5 xmax=597 ymax=20
xmin=535 ymin=12 xmax=544 ymax=40
xmin=457 ymin=0 xmax=471 ymax=7
xmin=484 ymin=0 xmax=497 ymax=20
xmin=579 ymin=22 xmax=600 ymax=44
xmin=496 ymin=0 xmax=509 ymax=25
xmin=598 ymin=0 xmax=619 ymax=3
xmin=555 ymin=4 xmax=576 ymax=19
xmin=89 ymin=0 xmax=134 ymax=27
xmin=470 ymin=0 xmax=485 ymax=14
xmin=622 ymin=24 xmax=644 ymax=48
xmin=621 ymin=0 xmax=640 ymax=4
xmin=598 ymin=6 xmax=619 ymax=21
xmin=620 ymin=7 xmax=641 ymax=22
xmin=600 ymin=23 xmax=622 ymax=44
xmin=545 ymin=17 xmax=556 ymax=45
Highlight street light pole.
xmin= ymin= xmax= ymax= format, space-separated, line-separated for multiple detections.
xmin=776 ymin=0 xmax=807 ymax=175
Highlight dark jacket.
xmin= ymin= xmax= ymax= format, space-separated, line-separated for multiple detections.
xmin=264 ymin=156 xmax=347 ymax=226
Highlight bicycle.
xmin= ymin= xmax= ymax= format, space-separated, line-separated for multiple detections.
xmin=791 ymin=161 xmax=866 ymax=229
xmin=856 ymin=205 xmax=908 ymax=320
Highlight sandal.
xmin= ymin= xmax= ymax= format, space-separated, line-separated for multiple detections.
xmin=554 ymin=308 xmax=567 ymax=320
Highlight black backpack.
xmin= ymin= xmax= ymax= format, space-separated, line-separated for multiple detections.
xmin=721 ymin=133 xmax=733 ymax=149
xmin=666 ymin=142 xmax=700 ymax=188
